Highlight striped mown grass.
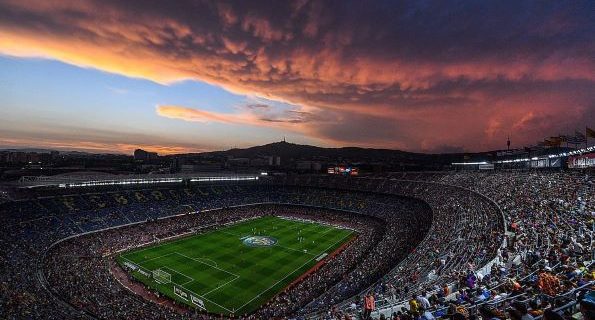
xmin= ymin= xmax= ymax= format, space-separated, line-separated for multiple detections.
xmin=117 ymin=215 xmax=354 ymax=315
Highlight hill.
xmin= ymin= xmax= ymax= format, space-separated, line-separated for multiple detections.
xmin=197 ymin=141 xmax=470 ymax=166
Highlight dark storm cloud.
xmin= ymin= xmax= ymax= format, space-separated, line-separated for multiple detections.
xmin=0 ymin=0 xmax=593 ymax=151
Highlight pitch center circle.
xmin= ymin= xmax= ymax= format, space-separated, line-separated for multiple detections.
xmin=243 ymin=236 xmax=278 ymax=247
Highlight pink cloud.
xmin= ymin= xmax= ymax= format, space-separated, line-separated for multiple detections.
xmin=0 ymin=0 xmax=593 ymax=151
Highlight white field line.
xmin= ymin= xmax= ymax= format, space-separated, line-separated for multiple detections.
xmin=224 ymin=219 xmax=332 ymax=237
xmin=195 ymin=257 xmax=218 ymax=267
xmin=170 ymin=255 xmax=239 ymax=312
xmin=181 ymin=219 xmax=341 ymax=309
xmin=120 ymin=220 xmax=222 ymax=257
xmin=175 ymin=252 xmax=240 ymax=278
xmin=275 ymin=244 xmax=317 ymax=256
xmin=202 ymin=274 xmax=240 ymax=297
xmin=165 ymin=253 xmax=239 ymax=296
xmin=124 ymin=216 xmax=266 ymax=257
xmin=125 ymin=255 xmax=235 ymax=313
xmin=320 ymin=227 xmax=337 ymax=235
xmin=135 ymin=252 xmax=177 ymax=265
xmin=124 ymin=217 xmax=350 ymax=314
xmin=161 ymin=266 xmax=194 ymax=285
xmin=234 ymin=231 xmax=353 ymax=313
xmin=218 ymin=226 xmax=319 ymax=257
xmin=178 ymin=282 xmax=235 ymax=314
xmin=122 ymin=233 xmax=196 ymax=257
xmin=216 ymin=229 xmax=242 ymax=237
xmin=121 ymin=216 xmax=263 ymax=259
xmin=291 ymin=223 xmax=338 ymax=236
xmin=276 ymin=215 xmax=348 ymax=232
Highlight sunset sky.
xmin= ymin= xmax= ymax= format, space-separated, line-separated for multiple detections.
xmin=1 ymin=0 xmax=593 ymax=154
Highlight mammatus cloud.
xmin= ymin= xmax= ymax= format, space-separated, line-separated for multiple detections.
xmin=1 ymin=0 xmax=594 ymax=151
xmin=156 ymin=104 xmax=319 ymax=127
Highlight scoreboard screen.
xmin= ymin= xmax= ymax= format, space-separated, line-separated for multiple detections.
xmin=327 ymin=166 xmax=359 ymax=176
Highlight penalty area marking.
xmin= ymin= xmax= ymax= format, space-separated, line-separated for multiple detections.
xmin=195 ymin=257 xmax=218 ymax=268
xmin=171 ymin=258 xmax=239 ymax=313
xmin=174 ymin=252 xmax=239 ymax=278
xmin=134 ymin=252 xmax=177 ymax=265
xmin=160 ymin=266 xmax=194 ymax=285
xmin=202 ymin=273 xmax=240 ymax=297
xmin=129 ymin=255 xmax=237 ymax=313
xmin=122 ymin=253 xmax=239 ymax=312
xmin=162 ymin=265 xmax=237 ymax=313
xmin=178 ymin=282 xmax=235 ymax=314
xmin=121 ymin=217 xmax=351 ymax=314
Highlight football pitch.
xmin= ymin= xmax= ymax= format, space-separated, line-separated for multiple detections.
xmin=117 ymin=215 xmax=355 ymax=315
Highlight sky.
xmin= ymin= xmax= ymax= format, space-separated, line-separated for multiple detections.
xmin=0 ymin=0 xmax=593 ymax=155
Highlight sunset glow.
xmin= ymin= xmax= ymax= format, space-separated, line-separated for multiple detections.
xmin=1 ymin=0 xmax=593 ymax=154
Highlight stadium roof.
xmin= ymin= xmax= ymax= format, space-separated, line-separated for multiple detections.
xmin=15 ymin=172 xmax=261 ymax=188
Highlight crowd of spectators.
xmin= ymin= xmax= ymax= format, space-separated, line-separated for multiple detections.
xmin=0 ymin=183 xmax=433 ymax=319
xmin=302 ymin=171 xmax=594 ymax=320
xmin=278 ymin=176 xmax=503 ymax=318
xmin=44 ymin=205 xmax=379 ymax=319
xmin=0 ymin=171 xmax=592 ymax=320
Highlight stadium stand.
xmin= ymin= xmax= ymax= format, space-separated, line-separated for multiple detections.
xmin=0 ymin=171 xmax=593 ymax=320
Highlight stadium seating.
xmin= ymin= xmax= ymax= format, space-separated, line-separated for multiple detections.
xmin=0 ymin=172 xmax=592 ymax=319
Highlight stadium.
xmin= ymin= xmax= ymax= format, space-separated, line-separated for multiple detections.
xmin=1 ymin=160 xmax=593 ymax=320
xmin=1 ymin=1 xmax=594 ymax=320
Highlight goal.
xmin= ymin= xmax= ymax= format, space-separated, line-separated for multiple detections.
xmin=152 ymin=269 xmax=172 ymax=284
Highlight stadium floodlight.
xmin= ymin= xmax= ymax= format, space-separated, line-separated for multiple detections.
xmin=451 ymin=161 xmax=488 ymax=165
xmin=152 ymin=269 xmax=172 ymax=284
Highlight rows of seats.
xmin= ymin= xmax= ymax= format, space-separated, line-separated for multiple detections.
xmin=303 ymin=172 xmax=593 ymax=320
xmin=3 ymin=172 xmax=589 ymax=320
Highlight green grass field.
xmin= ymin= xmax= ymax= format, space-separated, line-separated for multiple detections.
xmin=117 ymin=215 xmax=354 ymax=315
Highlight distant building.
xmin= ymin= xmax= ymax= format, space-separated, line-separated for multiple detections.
xmin=134 ymin=149 xmax=158 ymax=161
xmin=7 ymin=152 xmax=28 ymax=163
xmin=5 ymin=151 xmax=50 ymax=164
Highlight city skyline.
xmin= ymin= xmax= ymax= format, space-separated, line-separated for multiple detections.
xmin=1 ymin=1 xmax=594 ymax=155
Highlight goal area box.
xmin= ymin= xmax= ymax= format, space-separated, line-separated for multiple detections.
xmin=152 ymin=269 xmax=172 ymax=284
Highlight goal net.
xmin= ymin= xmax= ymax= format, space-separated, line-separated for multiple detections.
xmin=152 ymin=269 xmax=172 ymax=284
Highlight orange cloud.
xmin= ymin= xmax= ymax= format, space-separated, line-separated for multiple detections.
xmin=156 ymin=104 xmax=317 ymax=131
xmin=0 ymin=137 xmax=201 ymax=155
xmin=1 ymin=0 xmax=593 ymax=151
xmin=157 ymin=105 xmax=246 ymax=124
